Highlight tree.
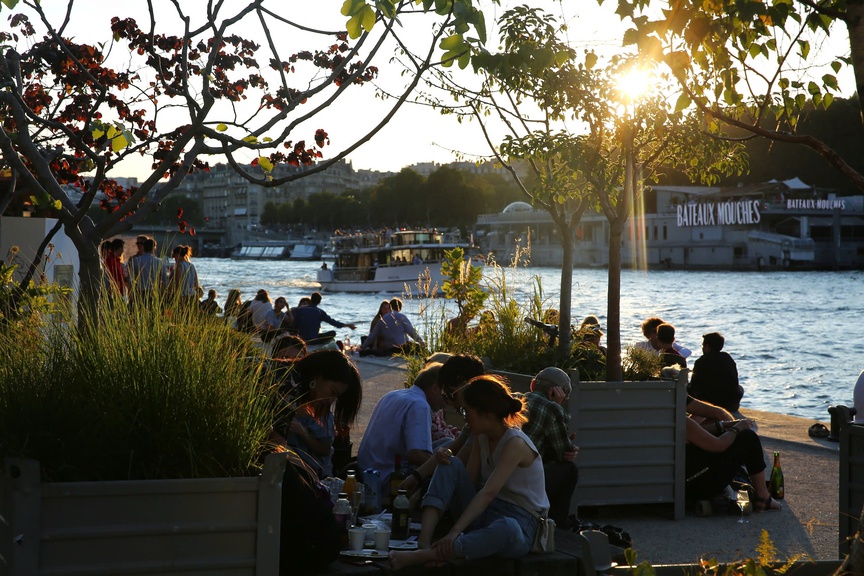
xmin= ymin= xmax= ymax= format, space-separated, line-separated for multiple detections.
xmin=425 ymin=6 xmax=745 ymax=374
xmin=0 ymin=0 xmax=492 ymax=320
xmin=563 ymin=57 xmax=746 ymax=379
xmin=610 ymin=0 xmax=864 ymax=192
xmin=429 ymin=6 xmax=596 ymax=358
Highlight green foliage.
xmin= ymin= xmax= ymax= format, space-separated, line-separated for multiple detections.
xmin=0 ymin=295 xmax=276 ymax=481
xmin=440 ymin=247 xmax=487 ymax=325
xmin=622 ymin=344 xmax=663 ymax=381
xmin=0 ymin=252 xmax=71 ymax=328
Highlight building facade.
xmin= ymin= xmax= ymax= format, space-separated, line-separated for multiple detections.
xmin=475 ymin=179 xmax=864 ymax=270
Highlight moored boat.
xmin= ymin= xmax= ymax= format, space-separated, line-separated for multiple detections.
xmin=316 ymin=229 xmax=477 ymax=293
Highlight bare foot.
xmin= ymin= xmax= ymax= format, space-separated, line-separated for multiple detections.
xmin=389 ymin=548 xmax=438 ymax=571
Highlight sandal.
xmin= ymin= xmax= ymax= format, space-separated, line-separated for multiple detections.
xmin=752 ymin=495 xmax=782 ymax=512
xmin=809 ymin=423 xmax=830 ymax=439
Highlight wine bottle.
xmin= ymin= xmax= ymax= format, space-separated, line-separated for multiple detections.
xmin=391 ymin=489 xmax=411 ymax=540
xmin=769 ymin=451 xmax=784 ymax=500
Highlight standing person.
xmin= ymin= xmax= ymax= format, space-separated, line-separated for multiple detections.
xmin=688 ymin=332 xmax=744 ymax=413
xmin=102 ymin=240 xmax=126 ymax=297
xmin=111 ymin=238 xmax=131 ymax=295
xmin=389 ymin=375 xmax=548 ymax=570
xmin=290 ymin=291 xmax=356 ymax=342
xmin=855 ymin=370 xmax=864 ymax=423
xmin=170 ymin=245 xmax=199 ymax=310
xmin=514 ymin=367 xmax=579 ymax=527
xmin=127 ymin=237 xmax=167 ymax=306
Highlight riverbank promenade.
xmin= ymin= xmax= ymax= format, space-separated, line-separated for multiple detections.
xmin=351 ymin=355 xmax=843 ymax=566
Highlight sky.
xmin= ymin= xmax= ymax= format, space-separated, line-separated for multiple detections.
xmin=26 ymin=1 xmax=858 ymax=180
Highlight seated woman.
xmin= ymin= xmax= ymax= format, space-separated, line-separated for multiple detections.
xmin=269 ymin=349 xmax=362 ymax=480
xmin=389 ymin=374 xmax=548 ymax=570
xmin=364 ymin=300 xmax=391 ymax=352
xmin=685 ymin=412 xmax=781 ymax=511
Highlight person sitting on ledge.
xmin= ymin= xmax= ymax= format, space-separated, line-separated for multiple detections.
xmin=685 ymin=403 xmax=781 ymax=511
xmin=688 ymin=332 xmax=744 ymax=414
xmin=389 ymin=375 xmax=548 ymax=570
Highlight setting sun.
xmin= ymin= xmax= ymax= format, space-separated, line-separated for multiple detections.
xmin=615 ymin=67 xmax=653 ymax=106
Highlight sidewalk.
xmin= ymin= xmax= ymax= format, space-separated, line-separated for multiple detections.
xmin=352 ymin=356 xmax=842 ymax=565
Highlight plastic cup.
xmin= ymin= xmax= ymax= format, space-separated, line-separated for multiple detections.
xmin=362 ymin=523 xmax=377 ymax=545
xmin=374 ymin=528 xmax=391 ymax=551
xmin=348 ymin=527 xmax=366 ymax=550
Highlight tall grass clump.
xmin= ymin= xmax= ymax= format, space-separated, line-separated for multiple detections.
xmin=0 ymin=292 xmax=277 ymax=481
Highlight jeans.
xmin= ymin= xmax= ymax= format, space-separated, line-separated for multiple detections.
xmin=422 ymin=457 xmax=538 ymax=560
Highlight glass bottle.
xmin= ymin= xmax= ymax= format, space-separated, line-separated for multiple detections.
xmin=769 ymin=451 xmax=784 ymax=500
xmin=333 ymin=492 xmax=352 ymax=534
xmin=343 ymin=472 xmax=361 ymax=525
xmin=391 ymin=489 xmax=411 ymax=540
xmin=389 ymin=454 xmax=405 ymax=500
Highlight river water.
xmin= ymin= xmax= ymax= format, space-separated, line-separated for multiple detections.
xmin=195 ymin=258 xmax=864 ymax=422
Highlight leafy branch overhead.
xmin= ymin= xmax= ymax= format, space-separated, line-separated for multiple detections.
xmin=0 ymin=0 xmax=495 ymax=317
xmin=610 ymin=0 xmax=864 ymax=191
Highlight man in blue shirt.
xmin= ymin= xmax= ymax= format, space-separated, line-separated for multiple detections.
xmin=357 ymin=362 xmax=445 ymax=486
xmin=291 ymin=291 xmax=356 ymax=342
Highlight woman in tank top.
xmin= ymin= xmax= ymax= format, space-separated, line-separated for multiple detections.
xmin=389 ymin=374 xmax=549 ymax=570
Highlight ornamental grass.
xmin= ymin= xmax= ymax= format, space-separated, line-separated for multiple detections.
xmin=0 ymin=291 xmax=278 ymax=482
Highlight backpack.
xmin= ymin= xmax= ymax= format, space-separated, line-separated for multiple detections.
xmin=280 ymin=450 xmax=342 ymax=574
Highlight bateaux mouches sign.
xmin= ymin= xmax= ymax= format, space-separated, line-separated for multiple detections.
xmin=677 ymin=198 xmax=846 ymax=227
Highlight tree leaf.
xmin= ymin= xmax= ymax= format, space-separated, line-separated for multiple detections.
xmin=258 ymin=157 xmax=274 ymax=172
xmin=216 ymin=123 xmax=228 ymax=132
xmin=111 ymin=133 xmax=128 ymax=153
xmin=674 ymin=93 xmax=691 ymax=112
xmin=360 ymin=4 xmax=376 ymax=32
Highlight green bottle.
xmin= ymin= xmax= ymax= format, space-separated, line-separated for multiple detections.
xmin=769 ymin=451 xmax=784 ymax=500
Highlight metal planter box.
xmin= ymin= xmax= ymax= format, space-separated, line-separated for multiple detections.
xmin=1 ymin=453 xmax=285 ymax=575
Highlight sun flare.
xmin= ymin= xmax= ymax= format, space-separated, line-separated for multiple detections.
xmin=616 ymin=67 xmax=653 ymax=106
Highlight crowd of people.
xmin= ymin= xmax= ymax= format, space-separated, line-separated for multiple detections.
xmin=99 ymin=239 xmax=778 ymax=567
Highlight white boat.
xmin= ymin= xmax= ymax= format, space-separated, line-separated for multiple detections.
xmin=316 ymin=229 xmax=478 ymax=293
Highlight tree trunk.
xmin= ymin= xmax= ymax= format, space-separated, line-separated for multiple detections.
xmin=606 ymin=220 xmax=624 ymax=382
xmin=76 ymin=241 xmax=103 ymax=328
xmin=557 ymin=221 xmax=576 ymax=359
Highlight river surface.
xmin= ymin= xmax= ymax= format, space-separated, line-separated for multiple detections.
xmin=194 ymin=258 xmax=864 ymax=422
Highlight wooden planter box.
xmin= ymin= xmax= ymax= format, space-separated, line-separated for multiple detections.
xmin=493 ymin=370 xmax=688 ymax=520
xmin=1 ymin=453 xmax=286 ymax=575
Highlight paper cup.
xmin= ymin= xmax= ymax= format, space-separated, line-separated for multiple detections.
xmin=374 ymin=528 xmax=391 ymax=551
xmin=362 ymin=523 xmax=377 ymax=544
xmin=348 ymin=527 xmax=366 ymax=550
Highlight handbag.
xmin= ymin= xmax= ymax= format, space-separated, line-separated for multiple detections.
xmin=532 ymin=515 xmax=556 ymax=553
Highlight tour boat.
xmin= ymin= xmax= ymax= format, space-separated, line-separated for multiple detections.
xmin=316 ymin=229 xmax=479 ymax=293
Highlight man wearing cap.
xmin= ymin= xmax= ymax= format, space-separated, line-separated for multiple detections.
xmin=515 ymin=367 xmax=579 ymax=527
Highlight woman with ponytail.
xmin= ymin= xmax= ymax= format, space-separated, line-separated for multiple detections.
xmin=390 ymin=375 xmax=549 ymax=570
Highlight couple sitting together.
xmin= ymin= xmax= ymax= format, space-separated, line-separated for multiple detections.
xmin=357 ymin=354 xmax=578 ymax=569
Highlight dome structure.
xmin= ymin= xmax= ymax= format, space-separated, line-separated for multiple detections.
xmin=502 ymin=201 xmax=534 ymax=213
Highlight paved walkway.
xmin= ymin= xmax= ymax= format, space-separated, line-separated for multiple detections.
xmin=351 ymin=355 xmax=843 ymax=565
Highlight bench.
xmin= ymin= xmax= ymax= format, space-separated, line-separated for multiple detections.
xmin=492 ymin=370 xmax=688 ymax=520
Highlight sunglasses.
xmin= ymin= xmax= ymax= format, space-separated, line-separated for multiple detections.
xmin=441 ymin=391 xmax=456 ymax=402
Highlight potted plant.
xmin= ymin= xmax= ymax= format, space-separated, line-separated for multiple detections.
xmin=0 ymin=291 xmax=285 ymax=575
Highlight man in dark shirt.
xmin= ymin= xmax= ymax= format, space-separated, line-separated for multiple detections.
xmin=688 ymin=332 xmax=744 ymax=413
xmin=290 ymin=291 xmax=356 ymax=342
